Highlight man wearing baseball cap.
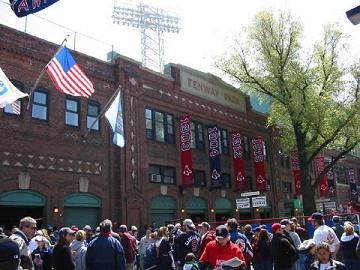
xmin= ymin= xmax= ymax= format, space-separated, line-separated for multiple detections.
xmin=198 ymin=222 xmax=215 ymax=258
xmin=309 ymin=212 xmax=340 ymax=255
xmin=271 ymin=223 xmax=298 ymax=270
xmin=199 ymin=225 xmax=245 ymax=270
xmin=0 ymin=237 xmax=20 ymax=270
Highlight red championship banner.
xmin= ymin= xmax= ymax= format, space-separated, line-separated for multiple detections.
xmin=291 ymin=150 xmax=302 ymax=195
xmin=179 ymin=115 xmax=193 ymax=187
xmin=252 ymin=136 xmax=267 ymax=191
xmin=231 ymin=132 xmax=247 ymax=191
xmin=314 ymin=155 xmax=329 ymax=197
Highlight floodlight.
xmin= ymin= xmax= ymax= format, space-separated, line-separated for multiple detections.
xmin=346 ymin=5 xmax=360 ymax=25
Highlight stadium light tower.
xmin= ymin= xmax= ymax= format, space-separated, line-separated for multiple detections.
xmin=112 ymin=1 xmax=180 ymax=73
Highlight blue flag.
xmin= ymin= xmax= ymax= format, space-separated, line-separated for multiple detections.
xmin=105 ymin=90 xmax=125 ymax=148
xmin=10 ymin=0 xmax=59 ymax=17
xmin=208 ymin=124 xmax=222 ymax=188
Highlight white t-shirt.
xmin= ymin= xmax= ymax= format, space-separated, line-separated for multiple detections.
xmin=313 ymin=225 xmax=340 ymax=253
xmin=319 ymin=262 xmax=331 ymax=270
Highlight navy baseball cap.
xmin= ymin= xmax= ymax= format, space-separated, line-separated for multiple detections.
xmin=0 ymin=238 xmax=20 ymax=262
xmin=216 ymin=225 xmax=229 ymax=239
xmin=308 ymin=212 xmax=323 ymax=221
xmin=59 ymin=227 xmax=75 ymax=237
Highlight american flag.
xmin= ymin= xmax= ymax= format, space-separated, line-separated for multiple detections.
xmin=46 ymin=46 xmax=94 ymax=97
xmin=12 ymin=101 xmax=21 ymax=115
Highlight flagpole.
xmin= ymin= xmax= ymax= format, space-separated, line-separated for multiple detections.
xmin=82 ymin=86 xmax=122 ymax=141
xmin=26 ymin=35 xmax=70 ymax=110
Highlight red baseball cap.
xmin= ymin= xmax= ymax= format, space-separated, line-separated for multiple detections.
xmin=272 ymin=223 xmax=282 ymax=233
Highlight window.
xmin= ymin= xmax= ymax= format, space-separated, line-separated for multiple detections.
xmin=282 ymin=182 xmax=293 ymax=193
xmin=190 ymin=121 xmax=205 ymax=150
xmin=87 ymin=102 xmax=100 ymax=131
xmin=222 ymin=173 xmax=232 ymax=189
xmin=244 ymin=136 xmax=251 ymax=159
xmin=334 ymin=165 xmax=347 ymax=184
xmin=193 ymin=170 xmax=206 ymax=187
xmin=220 ymin=129 xmax=229 ymax=155
xmin=65 ymin=98 xmax=79 ymax=127
xmin=149 ymin=165 xmax=176 ymax=184
xmin=145 ymin=108 xmax=174 ymax=144
xmin=31 ymin=90 xmax=48 ymax=121
xmin=4 ymin=100 xmax=22 ymax=116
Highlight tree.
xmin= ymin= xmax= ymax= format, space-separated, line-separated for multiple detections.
xmin=217 ymin=11 xmax=360 ymax=214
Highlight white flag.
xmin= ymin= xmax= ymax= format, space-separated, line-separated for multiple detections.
xmin=0 ymin=67 xmax=28 ymax=108
xmin=105 ymin=90 xmax=125 ymax=148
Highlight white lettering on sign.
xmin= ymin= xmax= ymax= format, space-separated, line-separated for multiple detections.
xmin=232 ymin=133 xmax=243 ymax=159
xmin=252 ymin=138 xmax=264 ymax=162
xmin=252 ymin=196 xmax=267 ymax=208
xmin=180 ymin=117 xmax=191 ymax=152
xmin=208 ymin=126 xmax=219 ymax=157
xmin=236 ymin=198 xmax=251 ymax=208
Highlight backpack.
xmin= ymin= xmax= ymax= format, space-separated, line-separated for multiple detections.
xmin=144 ymin=243 xmax=158 ymax=270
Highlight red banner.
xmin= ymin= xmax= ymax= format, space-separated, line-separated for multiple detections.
xmin=314 ymin=155 xmax=329 ymax=197
xmin=179 ymin=115 xmax=193 ymax=187
xmin=231 ymin=132 xmax=247 ymax=191
xmin=252 ymin=136 xmax=267 ymax=191
xmin=291 ymin=150 xmax=302 ymax=195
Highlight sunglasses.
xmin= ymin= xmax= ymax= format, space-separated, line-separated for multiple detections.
xmin=27 ymin=225 xmax=37 ymax=230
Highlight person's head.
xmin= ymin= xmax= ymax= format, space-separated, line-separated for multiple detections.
xmin=226 ymin=218 xmax=238 ymax=231
xmin=119 ymin=224 xmax=127 ymax=235
xmin=244 ymin=224 xmax=252 ymax=233
xmin=291 ymin=217 xmax=299 ymax=227
xmin=344 ymin=223 xmax=355 ymax=236
xmin=198 ymin=222 xmax=210 ymax=235
xmin=216 ymin=225 xmax=230 ymax=246
xmin=182 ymin=219 xmax=196 ymax=231
xmin=259 ymin=229 xmax=270 ymax=241
xmin=167 ymin=224 xmax=174 ymax=233
xmin=11 ymin=226 xmax=17 ymax=235
xmin=309 ymin=213 xmax=324 ymax=228
xmin=144 ymin=225 xmax=152 ymax=236
xmin=57 ymin=227 xmax=75 ymax=246
xmin=131 ymin=225 xmax=138 ymax=237
xmin=0 ymin=238 xmax=20 ymax=270
xmin=75 ymin=230 xmax=86 ymax=241
xmin=100 ymin=219 xmax=113 ymax=234
xmin=185 ymin=253 xmax=196 ymax=263
xmin=332 ymin=216 xmax=340 ymax=225
xmin=19 ymin=216 xmax=37 ymax=239
xmin=41 ymin=229 xmax=50 ymax=239
xmin=150 ymin=231 xmax=159 ymax=243
xmin=280 ymin=219 xmax=293 ymax=232
xmin=272 ymin=223 xmax=283 ymax=234
xmin=34 ymin=236 xmax=46 ymax=249
xmin=158 ymin=226 xmax=169 ymax=238
xmin=83 ymin=225 xmax=92 ymax=234
xmin=315 ymin=243 xmax=331 ymax=264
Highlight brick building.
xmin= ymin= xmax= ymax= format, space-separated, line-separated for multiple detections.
xmin=1 ymin=24 xmax=359 ymax=230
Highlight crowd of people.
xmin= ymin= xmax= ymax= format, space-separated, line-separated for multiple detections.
xmin=0 ymin=212 xmax=360 ymax=270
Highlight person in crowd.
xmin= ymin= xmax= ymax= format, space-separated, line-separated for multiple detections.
xmin=281 ymin=220 xmax=300 ymax=248
xmin=244 ymin=224 xmax=254 ymax=244
xmin=143 ymin=231 xmax=159 ymax=270
xmin=29 ymin=230 xmax=44 ymax=253
xmin=298 ymin=239 xmax=316 ymax=270
xmin=271 ymin=223 xmax=298 ymax=270
xmin=155 ymin=226 xmax=175 ymax=270
xmin=119 ymin=224 xmax=137 ymax=270
xmin=309 ymin=242 xmax=345 ymax=270
xmin=227 ymin=218 xmax=253 ymax=269
xmin=10 ymin=216 xmax=37 ymax=269
xmin=70 ymin=230 xmax=87 ymax=270
xmin=197 ymin=222 xmax=215 ymax=258
xmin=257 ymin=229 xmax=273 ymax=270
xmin=86 ymin=219 xmax=125 ymax=270
xmin=47 ymin=225 xmax=58 ymax=245
xmin=340 ymin=222 xmax=359 ymax=270
xmin=41 ymin=229 xmax=53 ymax=246
xmin=83 ymin=225 xmax=93 ymax=244
xmin=199 ymin=225 xmax=245 ymax=270
xmin=309 ymin=213 xmax=340 ymax=257
xmin=53 ymin=227 xmax=76 ymax=270
xmin=139 ymin=226 xmax=153 ymax=270
xmin=130 ymin=226 xmax=140 ymax=270
xmin=291 ymin=218 xmax=309 ymax=242
xmin=31 ymin=235 xmax=53 ymax=270
xmin=0 ymin=236 xmax=21 ymax=270
xmin=174 ymin=219 xmax=200 ymax=269
xmin=0 ymin=227 xmax=7 ymax=240
xmin=169 ymin=223 xmax=182 ymax=247
xmin=332 ymin=216 xmax=344 ymax=241
xmin=183 ymin=253 xmax=199 ymax=270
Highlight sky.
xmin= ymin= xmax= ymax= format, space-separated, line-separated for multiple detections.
xmin=1 ymin=0 xmax=360 ymax=77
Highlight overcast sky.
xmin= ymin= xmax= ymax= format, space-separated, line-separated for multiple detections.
xmin=1 ymin=0 xmax=360 ymax=76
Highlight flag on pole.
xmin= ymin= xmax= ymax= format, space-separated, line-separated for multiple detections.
xmin=46 ymin=46 xmax=95 ymax=97
xmin=105 ymin=90 xmax=125 ymax=148
xmin=0 ymin=67 xmax=28 ymax=109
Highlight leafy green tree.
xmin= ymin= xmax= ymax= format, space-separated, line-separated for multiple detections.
xmin=217 ymin=11 xmax=360 ymax=214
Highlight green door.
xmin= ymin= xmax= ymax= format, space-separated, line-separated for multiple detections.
xmin=151 ymin=213 xmax=174 ymax=227
xmin=63 ymin=207 xmax=99 ymax=228
xmin=150 ymin=196 xmax=177 ymax=227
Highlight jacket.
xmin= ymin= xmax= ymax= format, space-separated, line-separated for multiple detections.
xmin=53 ymin=244 xmax=75 ymax=270
xmin=156 ymin=237 xmax=175 ymax=270
xmin=309 ymin=259 xmax=346 ymax=270
xmin=271 ymin=233 xmax=298 ymax=270
xmin=86 ymin=234 xmax=126 ymax=270
xmin=10 ymin=229 xmax=34 ymax=270
xmin=120 ymin=232 xmax=136 ymax=264
xmin=340 ymin=234 xmax=359 ymax=260
xmin=332 ymin=224 xmax=344 ymax=241
xmin=229 ymin=229 xmax=253 ymax=265
xmin=70 ymin=240 xmax=87 ymax=270
xmin=174 ymin=230 xmax=200 ymax=265
xmin=31 ymin=247 xmax=53 ymax=270
xmin=198 ymin=231 xmax=216 ymax=258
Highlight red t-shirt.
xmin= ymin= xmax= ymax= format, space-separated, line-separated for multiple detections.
xmin=199 ymin=240 xmax=245 ymax=270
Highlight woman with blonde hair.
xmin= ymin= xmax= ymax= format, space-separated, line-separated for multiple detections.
xmin=156 ymin=226 xmax=175 ymax=270
xmin=70 ymin=230 xmax=87 ymax=270
xmin=340 ymin=223 xmax=359 ymax=270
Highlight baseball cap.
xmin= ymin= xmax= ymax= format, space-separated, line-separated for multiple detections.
xmin=272 ymin=223 xmax=282 ymax=233
xmin=0 ymin=238 xmax=20 ymax=262
xmin=254 ymin=226 xmax=262 ymax=232
xmin=332 ymin=216 xmax=340 ymax=222
xmin=59 ymin=227 xmax=75 ymax=237
xmin=71 ymin=226 xmax=79 ymax=232
xmin=183 ymin=219 xmax=196 ymax=229
xmin=198 ymin=222 xmax=210 ymax=229
xmin=83 ymin=225 xmax=92 ymax=231
xmin=280 ymin=219 xmax=293 ymax=226
xmin=216 ymin=225 xmax=229 ymax=239
xmin=131 ymin=225 xmax=138 ymax=231
xmin=119 ymin=225 xmax=128 ymax=233
xmin=308 ymin=212 xmax=323 ymax=222
xmin=34 ymin=235 xmax=45 ymax=242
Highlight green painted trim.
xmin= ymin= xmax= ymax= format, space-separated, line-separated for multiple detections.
xmin=64 ymin=193 xmax=101 ymax=207
xmin=185 ymin=197 xmax=207 ymax=211
xmin=0 ymin=190 xmax=46 ymax=206
xmin=214 ymin=198 xmax=232 ymax=210
xmin=150 ymin=195 xmax=177 ymax=210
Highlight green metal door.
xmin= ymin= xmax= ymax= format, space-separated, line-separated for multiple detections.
xmin=150 ymin=196 xmax=177 ymax=227
xmin=63 ymin=207 xmax=99 ymax=228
